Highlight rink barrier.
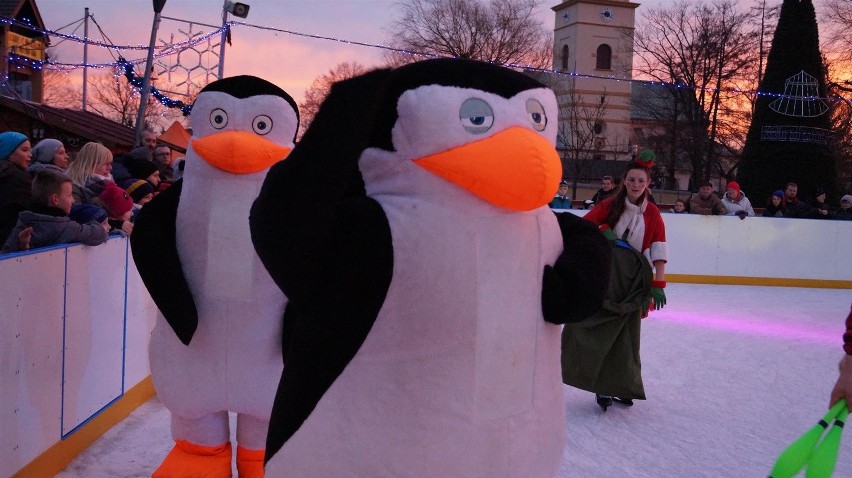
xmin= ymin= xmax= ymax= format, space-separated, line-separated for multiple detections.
xmin=0 ymin=237 xmax=157 ymax=478
xmin=1 ymin=212 xmax=850 ymax=477
xmin=559 ymin=210 xmax=852 ymax=289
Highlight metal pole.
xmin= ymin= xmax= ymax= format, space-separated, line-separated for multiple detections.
xmin=134 ymin=10 xmax=163 ymax=146
xmin=217 ymin=0 xmax=228 ymax=78
xmin=82 ymin=7 xmax=89 ymax=111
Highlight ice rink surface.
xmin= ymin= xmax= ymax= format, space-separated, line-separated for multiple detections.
xmin=56 ymin=283 xmax=852 ymax=477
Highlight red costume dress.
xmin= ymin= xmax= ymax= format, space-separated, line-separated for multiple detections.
xmin=583 ymin=196 xmax=668 ymax=266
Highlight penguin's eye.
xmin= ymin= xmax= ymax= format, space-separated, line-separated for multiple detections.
xmin=526 ymin=99 xmax=547 ymax=131
xmin=252 ymin=115 xmax=273 ymax=135
xmin=459 ymin=98 xmax=494 ymax=134
xmin=210 ymin=108 xmax=228 ymax=129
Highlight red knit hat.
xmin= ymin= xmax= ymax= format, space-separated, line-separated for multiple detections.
xmin=726 ymin=181 xmax=740 ymax=192
xmin=99 ymin=182 xmax=134 ymax=218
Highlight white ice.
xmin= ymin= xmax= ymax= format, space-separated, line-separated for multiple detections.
xmin=56 ymin=284 xmax=852 ymax=478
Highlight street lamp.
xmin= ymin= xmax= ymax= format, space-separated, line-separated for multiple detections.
xmin=134 ymin=0 xmax=168 ymax=146
xmin=217 ymin=1 xmax=250 ymax=79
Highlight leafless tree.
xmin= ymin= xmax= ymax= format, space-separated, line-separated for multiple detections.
xmin=41 ymin=70 xmax=82 ymax=109
xmin=820 ymin=0 xmax=852 ymax=190
xmin=538 ymin=74 xmax=608 ymax=198
xmin=298 ymin=62 xmax=368 ymax=138
xmin=633 ymin=0 xmax=760 ymax=188
xmin=86 ymin=67 xmax=164 ymax=128
xmin=387 ymin=0 xmax=551 ymax=68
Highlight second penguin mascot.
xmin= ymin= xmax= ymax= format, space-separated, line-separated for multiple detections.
xmin=131 ymin=76 xmax=299 ymax=478
xmin=251 ymin=59 xmax=610 ymax=477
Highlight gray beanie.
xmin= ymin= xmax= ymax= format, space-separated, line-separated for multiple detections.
xmin=31 ymin=138 xmax=64 ymax=164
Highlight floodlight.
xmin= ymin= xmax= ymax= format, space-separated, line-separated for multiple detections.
xmin=226 ymin=1 xmax=250 ymax=18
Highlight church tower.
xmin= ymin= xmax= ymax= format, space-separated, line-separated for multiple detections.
xmin=551 ymin=0 xmax=639 ymax=160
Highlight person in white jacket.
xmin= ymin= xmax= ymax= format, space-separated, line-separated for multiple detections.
xmin=721 ymin=181 xmax=755 ymax=219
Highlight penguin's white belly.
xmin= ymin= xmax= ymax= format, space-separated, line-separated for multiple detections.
xmin=149 ymin=168 xmax=285 ymax=419
xmin=269 ymin=200 xmax=564 ymax=477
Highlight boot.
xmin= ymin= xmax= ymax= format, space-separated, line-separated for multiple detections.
xmin=596 ymin=394 xmax=613 ymax=412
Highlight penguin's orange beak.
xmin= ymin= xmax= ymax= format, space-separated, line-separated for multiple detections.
xmin=191 ymin=131 xmax=291 ymax=174
xmin=413 ymin=126 xmax=561 ymax=211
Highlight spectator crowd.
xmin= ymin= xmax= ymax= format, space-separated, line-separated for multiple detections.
xmin=0 ymin=128 xmax=182 ymax=254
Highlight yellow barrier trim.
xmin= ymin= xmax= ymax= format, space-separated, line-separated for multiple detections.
xmin=11 ymin=376 xmax=156 ymax=478
xmin=667 ymin=274 xmax=852 ymax=290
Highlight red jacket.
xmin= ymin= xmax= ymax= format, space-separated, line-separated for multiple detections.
xmin=584 ymin=196 xmax=668 ymax=265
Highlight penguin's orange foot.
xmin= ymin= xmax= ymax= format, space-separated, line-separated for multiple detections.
xmin=236 ymin=446 xmax=265 ymax=478
xmin=152 ymin=440 xmax=233 ymax=478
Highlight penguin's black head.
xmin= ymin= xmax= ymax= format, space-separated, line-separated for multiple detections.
xmin=201 ymin=75 xmax=300 ymax=126
xmin=368 ymin=58 xmax=546 ymax=151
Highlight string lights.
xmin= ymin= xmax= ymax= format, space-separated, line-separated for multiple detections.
xmin=2 ymin=14 xmax=851 ymax=106
xmin=117 ymin=57 xmax=193 ymax=115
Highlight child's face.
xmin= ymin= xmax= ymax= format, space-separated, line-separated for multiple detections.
xmin=55 ymin=182 xmax=74 ymax=215
xmin=674 ymin=201 xmax=685 ymax=212
xmin=101 ymin=218 xmax=111 ymax=233
xmin=119 ymin=209 xmax=132 ymax=222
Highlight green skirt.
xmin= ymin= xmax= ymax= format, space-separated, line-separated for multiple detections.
xmin=561 ymin=240 xmax=652 ymax=399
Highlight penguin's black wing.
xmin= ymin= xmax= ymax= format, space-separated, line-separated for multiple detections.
xmin=542 ymin=211 xmax=612 ymax=323
xmin=250 ymin=69 xmax=394 ymax=459
xmin=130 ymin=178 xmax=198 ymax=345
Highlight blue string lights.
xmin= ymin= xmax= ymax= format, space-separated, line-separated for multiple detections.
xmin=117 ymin=57 xmax=193 ymax=115
xmin=2 ymin=14 xmax=851 ymax=107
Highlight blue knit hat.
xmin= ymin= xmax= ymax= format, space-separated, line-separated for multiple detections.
xmin=69 ymin=203 xmax=108 ymax=224
xmin=0 ymin=131 xmax=28 ymax=161
xmin=772 ymin=190 xmax=784 ymax=199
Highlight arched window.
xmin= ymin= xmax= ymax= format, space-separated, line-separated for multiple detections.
xmin=596 ymin=44 xmax=612 ymax=70
xmin=561 ymin=45 xmax=569 ymax=70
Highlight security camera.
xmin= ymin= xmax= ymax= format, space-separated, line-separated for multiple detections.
xmin=225 ymin=1 xmax=250 ymax=18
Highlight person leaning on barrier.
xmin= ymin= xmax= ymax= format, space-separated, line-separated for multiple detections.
xmin=549 ymin=179 xmax=572 ymax=209
xmin=689 ymin=181 xmax=726 ymax=216
xmin=1 ymin=169 xmax=108 ymax=254
xmin=721 ymin=181 xmax=754 ymax=220
xmin=762 ymin=190 xmax=785 ymax=217
xmin=782 ymin=182 xmax=815 ymax=218
xmin=591 ymin=175 xmax=616 ymax=205
xmin=836 ymin=195 xmax=852 ymax=221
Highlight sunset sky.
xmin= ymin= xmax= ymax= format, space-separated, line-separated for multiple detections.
xmin=29 ymin=0 xmax=818 ymax=113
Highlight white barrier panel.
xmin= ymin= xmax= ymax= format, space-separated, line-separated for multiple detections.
xmin=0 ymin=237 xmax=156 ymax=478
xmin=562 ymin=210 xmax=852 ymax=284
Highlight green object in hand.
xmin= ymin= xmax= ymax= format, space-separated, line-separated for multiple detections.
xmin=806 ymin=405 xmax=849 ymax=478
xmin=650 ymin=287 xmax=666 ymax=310
xmin=769 ymin=399 xmax=847 ymax=478
xmin=601 ymin=227 xmax=616 ymax=242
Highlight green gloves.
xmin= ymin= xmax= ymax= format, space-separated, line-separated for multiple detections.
xmin=650 ymin=280 xmax=666 ymax=310
xmin=600 ymin=225 xmax=616 ymax=242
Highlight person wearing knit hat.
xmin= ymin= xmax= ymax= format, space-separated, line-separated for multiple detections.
xmin=121 ymin=178 xmax=155 ymax=206
xmin=549 ymin=179 xmax=572 ymax=209
xmin=0 ymin=131 xmax=34 ymax=246
xmin=28 ymin=138 xmax=68 ymax=174
xmin=721 ymin=180 xmax=754 ymax=219
xmin=837 ymin=195 xmax=852 ymax=221
xmin=123 ymin=154 xmax=162 ymax=188
xmin=99 ymin=182 xmax=134 ymax=223
xmin=809 ymin=186 xmax=832 ymax=219
xmin=69 ymin=203 xmax=109 ymax=225
xmin=763 ymin=190 xmax=786 ymax=217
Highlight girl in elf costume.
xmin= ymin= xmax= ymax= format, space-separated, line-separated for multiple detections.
xmin=561 ymin=152 xmax=668 ymax=411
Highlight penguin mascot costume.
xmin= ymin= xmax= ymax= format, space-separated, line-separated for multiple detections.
xmin=250 ymin=58 xmax=610 ymax=477
xmin=131 ymin=76 xmax=299 ymax=478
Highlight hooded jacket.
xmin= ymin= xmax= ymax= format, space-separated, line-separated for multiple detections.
xmin=0 ymin=160 xmax=33 ymax=246
xmin=1 ymin=203 xmax=107 ymax=253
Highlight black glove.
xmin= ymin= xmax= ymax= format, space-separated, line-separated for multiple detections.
xmin=735 ymin=210 xmax=747 ymax=220
xmin=711 ymin=205 xmax=720 ymax=215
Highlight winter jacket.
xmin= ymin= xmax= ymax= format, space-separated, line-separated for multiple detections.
xmin=762 ymin=203 xmax=784 ymax=217
xmin=783 ymin=198 xmax=814 ymax=218
xmin=591 ymin=188 xmax=616 ymax=205
xmin=583 ymin=196 xmax=668 ymax=266
xmin=722 ymin=191 xmax=755 ymax=217
xmin=549 ymin=195 xmax=572 ymax=209
xmin=26 ymin=161 xmax=65 ymax=177
xmin=809 ymin=200 xmax=833 ymax=219
xmin=689 ymin=193 xmax=727 ymax=215
xmin=836 ymin=208 xmax=852 ymax=221
xmin=0 ymin=160 xmax=33 ymax=246
xmin=844 ymin=304 xmax=852 ymax=355
xmin=1 ymin=203 xmax=108 ymax=253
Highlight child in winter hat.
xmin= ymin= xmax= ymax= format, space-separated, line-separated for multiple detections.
xmin=99 ymin=182 xmax=134 ymax=222
xmin=121 ymin=178 xmax=155 ymax=205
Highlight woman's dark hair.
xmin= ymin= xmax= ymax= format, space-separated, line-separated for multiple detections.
xmin=604 ymin=162 xmax=651 ymax=228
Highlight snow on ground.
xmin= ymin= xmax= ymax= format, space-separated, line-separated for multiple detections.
xmin=56 ymin=284 xmax=851 ymax=477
